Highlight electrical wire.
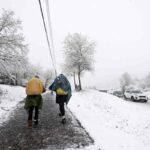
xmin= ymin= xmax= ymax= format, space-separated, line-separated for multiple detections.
xmin=45 ymin=0 xmax=57 ymax=73
xmin=38 ymin=0 xmax=57 ymax=76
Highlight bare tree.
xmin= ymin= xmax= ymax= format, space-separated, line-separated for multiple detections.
xmin=63 ymin=33 xmax=96 ymax=90
xmin=0 ymin=9 xmax=28 ymax=85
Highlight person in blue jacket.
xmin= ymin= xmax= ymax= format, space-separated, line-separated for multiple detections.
xmin=49 ymin=74 xmax=72 ymax=124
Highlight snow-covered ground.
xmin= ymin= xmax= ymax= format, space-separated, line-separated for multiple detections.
xmin=68 ymin=90 xmax=150 ymax=150
xmin=0 ymin=85 xmax=25 ymax=126
xmin=1 ymin=85 xmax=150 ymax=150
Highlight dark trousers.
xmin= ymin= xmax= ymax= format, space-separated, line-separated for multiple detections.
xmin=59 ymin=102 xmax=65 ymax=116
xmin=28 ymin=106 xmax=39 ymax=121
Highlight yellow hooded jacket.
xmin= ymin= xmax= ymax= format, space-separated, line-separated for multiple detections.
xmin=26 ymin=77 xmax=43 ymax=95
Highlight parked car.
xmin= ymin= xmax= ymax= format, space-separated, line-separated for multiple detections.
xmin=113 ymin=90 xmax=124 ymax=98
xmin=124 ymin=90 xmax=148 ymax=102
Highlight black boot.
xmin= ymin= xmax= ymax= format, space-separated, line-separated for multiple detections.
xmin=34 ymin=119 xmax=38 ymax=125
xmin=59 ymin=113 xmax=63 ymax=116
xmin=61 ymin=117 xmax=66 ymax=124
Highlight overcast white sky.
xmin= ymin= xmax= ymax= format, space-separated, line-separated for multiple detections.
xmin=1 ymin=0 xmax=150 ymax=89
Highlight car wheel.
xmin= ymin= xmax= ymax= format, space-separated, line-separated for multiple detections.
xmin=131 ymin=96 xmax=135 ymax=101
xmin=124 ymin=95 xmax=127 ymax=100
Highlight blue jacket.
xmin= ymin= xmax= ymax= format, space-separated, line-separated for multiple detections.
xmin=49 ymin=74 xmax=72 ymax=104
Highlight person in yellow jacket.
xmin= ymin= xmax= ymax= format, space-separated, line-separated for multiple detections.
xmin=24 ymin=75 xmax=45 ymax=128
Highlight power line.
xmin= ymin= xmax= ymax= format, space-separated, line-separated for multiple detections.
xmin=38 ymin=0 xmax=57 ymax=76
xmin=45 ymin=0 xmax=57 ymax=72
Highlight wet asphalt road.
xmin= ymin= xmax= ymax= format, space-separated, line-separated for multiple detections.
xmin=0 ymin=92 xmax=94 ymax=150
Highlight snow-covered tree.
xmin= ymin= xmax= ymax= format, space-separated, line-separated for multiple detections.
xmin=62 ymin=63 xmax=78 ymax=90
xmin=43 ymin=69 xmax=55 ymax=88
xmin=142 ymin=73 xmax=150 ymax=88
xmin=63 ymin=33 xmax=96 ymax=90
xmin=120 ymin=72 xmax=132 ymax=93
xmin=24 ymin=64 xmax=44 ymax=80
xmin=0 ymin=9 xmax=28 ymax=85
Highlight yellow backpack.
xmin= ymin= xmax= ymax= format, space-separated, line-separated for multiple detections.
xmin=56 ymin=88 xmax=67 ymax=95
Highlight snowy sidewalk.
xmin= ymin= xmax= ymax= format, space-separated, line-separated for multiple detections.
xmin=0 ymin=92 xmax=94 ymax=150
